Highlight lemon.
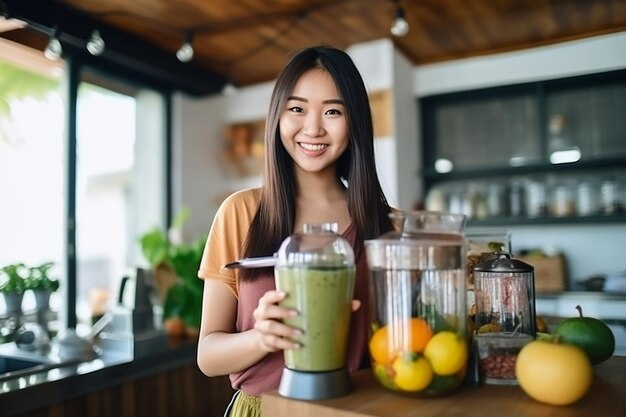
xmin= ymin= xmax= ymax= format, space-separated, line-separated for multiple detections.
xmin=423 ymin=331 xmax=468 ymax=376
xmin=391 ymin=354 xmax=433 ymax=391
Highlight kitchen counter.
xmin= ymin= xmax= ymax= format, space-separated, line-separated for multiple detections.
xmin=1 ymin=335 xmax=223 ymax=417
xmin=262 ymin=356 xmax=625 ymax=417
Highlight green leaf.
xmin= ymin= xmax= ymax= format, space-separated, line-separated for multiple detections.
xmin=139 ymin=228 xmax=169 ymax=267
xmin=170 ymin=207 xmax=191 ymax=230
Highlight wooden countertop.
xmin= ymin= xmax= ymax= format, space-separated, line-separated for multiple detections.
xmin=262 ymin=356 xmax=625 ymax=417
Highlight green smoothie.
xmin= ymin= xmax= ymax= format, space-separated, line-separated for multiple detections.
xmin=275 ymin=266 xmax=355 ymax=372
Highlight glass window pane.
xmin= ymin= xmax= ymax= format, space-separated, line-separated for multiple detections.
xmin=432 ymin=93 xmax=541 ymax=170
xmin=0 ymin=43 xmax=65 ymax=334
xmin=75 ymin=76 xmax=166 ymax=329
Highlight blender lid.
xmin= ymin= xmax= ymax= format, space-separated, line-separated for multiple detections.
xmin=473 ymin=252 xmax=534 ymax=273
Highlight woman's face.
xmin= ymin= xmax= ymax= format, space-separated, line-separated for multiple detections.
xmin=279 ymin=68 xmax=349 ymax=174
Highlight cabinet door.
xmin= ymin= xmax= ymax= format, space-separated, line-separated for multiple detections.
xmin=426 ymin=90 xmax=541 ymax=171
xmin=545 ymin=82 xmax=626 ymax=160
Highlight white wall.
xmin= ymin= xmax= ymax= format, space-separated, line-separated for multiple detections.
xmin=173 ymin=33 xmax=626 ymax=285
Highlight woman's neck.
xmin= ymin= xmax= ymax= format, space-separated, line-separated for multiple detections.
xmin=292 ymin=166 xmax=351 ymax=234
xmin=294 ymin=166 xmax=346 ymax=202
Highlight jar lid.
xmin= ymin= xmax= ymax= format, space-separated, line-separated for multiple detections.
xmin=473 ymin=252 xmax=534 ymax=273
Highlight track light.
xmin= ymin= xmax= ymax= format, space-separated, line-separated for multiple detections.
xmin=222 ymin=79 xmax=237 ymax=96
xmin=44 ymin=26 xmax=63 ymax=61
xmin=390 ymin=4 xmax=409 ymax=37
xmin=87 ymin=29 xmax=105 ymax=56
xmin=176 ymin=31 xmax=194 ymax=62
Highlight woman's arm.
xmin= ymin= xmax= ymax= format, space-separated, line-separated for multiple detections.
xmin=196 ymin=279 xmax=301 ymax=377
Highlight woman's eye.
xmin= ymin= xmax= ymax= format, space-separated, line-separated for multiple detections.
xmin=287 ymin=106 xmax=303 ymax=113
xmin=325 ymin=108 xmax=343 ymax=116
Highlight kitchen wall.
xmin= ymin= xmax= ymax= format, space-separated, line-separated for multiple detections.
xmin=172 ymin=32 xmax=626 ymax=287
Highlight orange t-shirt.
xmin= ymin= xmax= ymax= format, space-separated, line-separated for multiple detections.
xmin=197 ymin=187 xmax=370 ymax=396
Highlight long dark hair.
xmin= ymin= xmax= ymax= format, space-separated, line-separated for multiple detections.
xmin=241 ymin=45 xmax=393 ymax=280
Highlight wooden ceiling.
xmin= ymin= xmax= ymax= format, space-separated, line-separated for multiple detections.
xmin=4 ymin=0 xmax=626 ymax=91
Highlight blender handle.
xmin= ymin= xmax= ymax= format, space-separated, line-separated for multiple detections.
xmin=118 ymin=275 xmax=129 ymax=305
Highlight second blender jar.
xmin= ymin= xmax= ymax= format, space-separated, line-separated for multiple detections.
xmin=365 ymin=211 xmax=468 ymax=396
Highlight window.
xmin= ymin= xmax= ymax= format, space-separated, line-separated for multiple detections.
xmin=0 ymin=39 xmax=168 ymax=336
xmin=0 ymin=40 xmax=64 ymax=325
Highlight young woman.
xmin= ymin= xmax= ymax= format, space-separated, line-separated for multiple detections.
xmin=197 ymin=45 xmax=394 ymax=417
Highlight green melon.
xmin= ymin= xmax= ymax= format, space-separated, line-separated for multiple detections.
xmin=554 ymin=305 xmax=615 ymax=365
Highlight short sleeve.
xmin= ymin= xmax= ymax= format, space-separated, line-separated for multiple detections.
xmin=197 ymin=188 xmax=261 ymax=298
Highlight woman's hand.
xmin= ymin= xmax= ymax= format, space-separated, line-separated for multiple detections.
xmin=252 ymin=290 xmax=302 ymax=353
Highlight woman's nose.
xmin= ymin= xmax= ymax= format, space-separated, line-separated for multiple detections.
xmin=303 ymin=113 xmax=324 ymax=137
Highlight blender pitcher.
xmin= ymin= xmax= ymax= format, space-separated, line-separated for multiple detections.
xmin=365 ymin=211 xmax=468 ymax=396
xmin=275 ymin=222 xmax=356 ymax=400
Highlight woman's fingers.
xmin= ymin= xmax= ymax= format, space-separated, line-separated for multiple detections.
xmin=253 ymin=290 xmax=301 ymax=352
xmin=352 ymin=299 xmax=361 ymax=312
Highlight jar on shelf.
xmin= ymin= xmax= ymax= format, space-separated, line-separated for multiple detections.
xmin=525 ymin=179 xmax=547 ymax=218
xmin=551 ymin=183 xmax=575 ymax=217
xmin=600 ymin=178 xmax=623 ymax=215
xmin=487 ymin=182 xmax=508 ymax=217
xmin=365 ymin=211 xmax=468 ymax=396
xmin=508 ymin=179 xmax=526 ymax=217
xmin=576 ymin=180 xmax=597 ymax=216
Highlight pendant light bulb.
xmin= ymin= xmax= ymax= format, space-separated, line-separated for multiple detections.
xmin=87 ymin=29 xmax=105 ymax=56
xmin=44 ymin=27 xmax=63 ymax=61
xmin=176 ymin=31 xmax=194 ymax=63
xmin=390 ymin=6 xmax=409 ymax=37
xmin=222 ymin=79 xmax=237 ymax=96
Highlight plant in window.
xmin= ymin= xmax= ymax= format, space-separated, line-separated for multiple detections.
xmin=0 ymin=263 xmax=28 ymax=313
xmin=26 ymin=261 xmax=60 ymax=292
xmin=25 ymin=261 xmax=60 ymax=311
xmin=139 ymin=208 xmax=205 ymax=337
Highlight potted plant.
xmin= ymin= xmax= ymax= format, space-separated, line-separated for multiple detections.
xmin=0 ymin=263 xmax=28 ymax=314
xmin=139 ymin=208 xmax=205 ymax=337
xmin=25 ymin=261 xmax=60 ymax=311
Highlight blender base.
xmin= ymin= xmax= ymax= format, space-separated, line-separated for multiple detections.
xmin=278 ymin=367 xmax=353 ymax=400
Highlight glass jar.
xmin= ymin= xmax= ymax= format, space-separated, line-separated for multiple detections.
xmin=473 ymin=253 xmax=536 ymax=385
xmin=365 ymin=211 xmax=468 ymax=396
xmin=576 ymin=180 xmax=597 ymax=216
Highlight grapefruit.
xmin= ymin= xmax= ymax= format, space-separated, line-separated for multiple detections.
xmin=516 ymin=339 xmax=592 ymax=406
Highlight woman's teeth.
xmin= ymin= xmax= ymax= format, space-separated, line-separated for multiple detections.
xmin=299 ymin=142 xmax=328 ymax=151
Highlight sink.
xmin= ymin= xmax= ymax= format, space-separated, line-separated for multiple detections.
xmin=0 ymin=356 xmax=49 ymax=374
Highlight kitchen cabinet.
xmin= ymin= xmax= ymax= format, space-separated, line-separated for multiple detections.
xmin=3 ymin=338 xmax=235 ymax=417
xmin=10 ymin=362 xmax=233 ymax=417
xmin=420 ymin=68 xmax=626 ymax=226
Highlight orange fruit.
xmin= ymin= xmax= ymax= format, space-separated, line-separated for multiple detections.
xmin=405 ymin=318 xmax=434 ymax=353
xmin=369 ymin=318 xmax=434 ymax=365
xmin=369 ymin=325 xmax=391 ymax=364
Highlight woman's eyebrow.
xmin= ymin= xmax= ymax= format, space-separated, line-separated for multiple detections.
xmin=287 ymin=95 xmax=344 ymax=105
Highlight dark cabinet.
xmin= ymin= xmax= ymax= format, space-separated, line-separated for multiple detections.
xmin=420 ymin=69 xmax=626 ymax=225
